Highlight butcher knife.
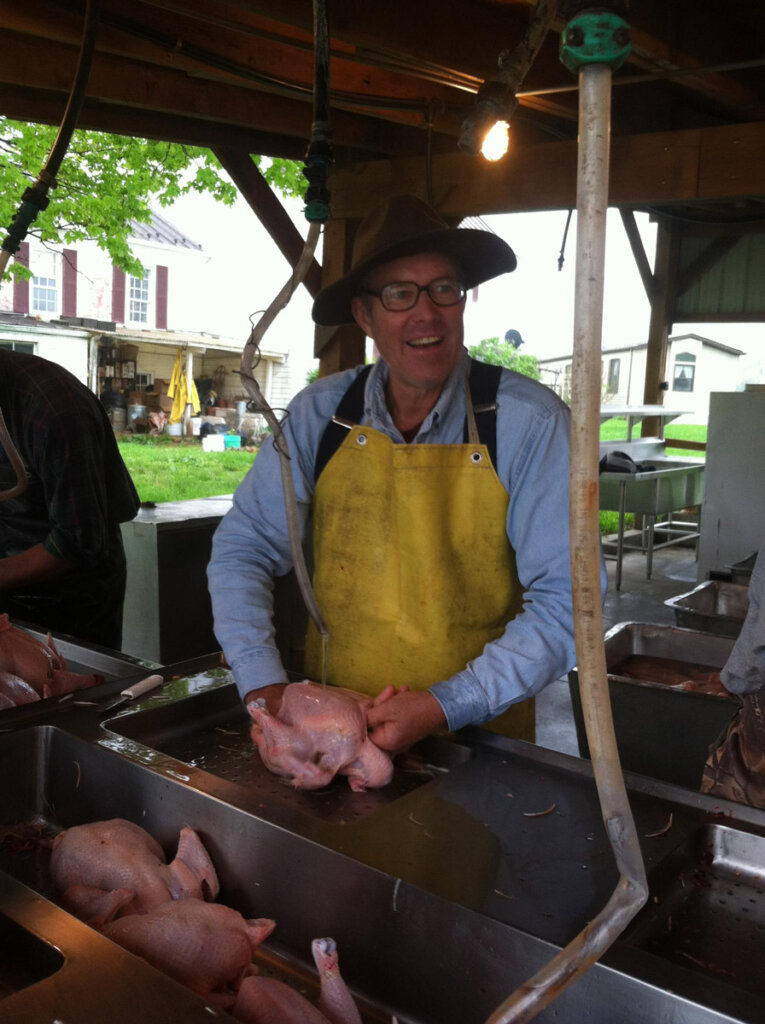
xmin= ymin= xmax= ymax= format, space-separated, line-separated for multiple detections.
xmin=96 ymin=673 xmax=164 ymax=714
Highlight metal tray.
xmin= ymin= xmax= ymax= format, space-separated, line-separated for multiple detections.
xmin=569 ymin=623 xmax=739 ymax=790
xmin=11 ymin=617 xmax=161 ymax=679
xmin=728 ymin=552 xmax=758 ymax=585
xmin=665 ymin=581 xmax=749 ymax=638
xmin=623 ymin=824 xmax=765 ymax=995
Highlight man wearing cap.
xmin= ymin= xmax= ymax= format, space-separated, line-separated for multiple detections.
xmin=208 ymin=195 xmax=589 ymax=755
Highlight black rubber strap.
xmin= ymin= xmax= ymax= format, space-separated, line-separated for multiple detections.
xmin=313 ymin=359 xmax=501 ymax=483
xmin=463 ymin=358 xmax=502 ymax=470
xmin=313 ymin=364 xmax=373 ymax=483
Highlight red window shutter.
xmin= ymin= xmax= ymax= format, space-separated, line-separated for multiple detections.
xmin=13 ymin=242 xmax=30 ymax=314
xmin=155 ymin=265 xmax=168 ymax=329
xmin=63 ymin=248 xmax=78 ymax=317
xmin=112 ymin=265 xmax=125 ymax=323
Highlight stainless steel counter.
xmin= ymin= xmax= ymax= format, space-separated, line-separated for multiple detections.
xmin=599 ymin=456 xmax=705 ymax=589
xmin=1 ymin=659 xmax=764 ymax=1023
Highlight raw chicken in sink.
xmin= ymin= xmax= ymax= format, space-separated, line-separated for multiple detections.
xmin=248 ymin=681 xmax=393 ymax=791
xmin=0 ymin=612 xmax=102 ymax=703
xmin=50 ymin=818 xmax=220 ymax=926
xmin=231 ymin=937 xmax=362 ymax=1024
xmin=101 ymin=899 xmax=275 ymax=1008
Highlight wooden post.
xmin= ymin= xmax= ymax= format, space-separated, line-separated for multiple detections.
xmin=642 ymin=215 xmax=677 ymax=437
xmin=315 ymin=215 xmax=366 ymax=376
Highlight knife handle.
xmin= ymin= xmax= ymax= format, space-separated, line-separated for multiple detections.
xmin=120 ymin=674 xmax=164 ymax=700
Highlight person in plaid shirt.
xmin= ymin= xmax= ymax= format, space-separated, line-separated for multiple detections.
xmin=0 ymin=349 xmax=139 ymax=649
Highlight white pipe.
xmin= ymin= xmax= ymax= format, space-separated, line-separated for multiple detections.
xmin=485 ymin=61 xmax=648 ymax=1024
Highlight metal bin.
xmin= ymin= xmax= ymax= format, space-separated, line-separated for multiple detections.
xmin=665 ymin=580 xmax=749 ymax=638
xmin=568 ymin=622 xmax=739 ymax=790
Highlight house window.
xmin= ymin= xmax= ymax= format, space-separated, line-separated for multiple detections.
xmin=30 ymin=250 xmax=59 ymax=315
xmin=672 ymin=351 xmax=696 ymax=392
xmin=129 ymin=271 xmax=151 ymax=324
xmin=32 ymin=276 xmax=58 ymax=313
xmin=0 ymin=340 xmax=35 ymax=354
xmin=607 ymin=358 xmax=620 ymax=394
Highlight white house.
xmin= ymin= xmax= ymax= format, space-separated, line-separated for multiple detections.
xmin=0 ymin=211 xmax=297 ymax=417
xmin=537 ymin=333 xmax=746 ymax=424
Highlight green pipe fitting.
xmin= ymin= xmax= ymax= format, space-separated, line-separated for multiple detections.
xmin=559 ymin=10 xmax=631 ymax=73
xmin=304 ymin=199 xmax=330 ymax=222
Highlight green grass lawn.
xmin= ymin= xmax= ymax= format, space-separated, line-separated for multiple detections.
xmin=119 ymin=419 xmax=707 ymax=534
xmin=118 ymin=436 xmax=257 ymax=503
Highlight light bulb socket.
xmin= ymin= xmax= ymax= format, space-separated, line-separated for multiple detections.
xmin=459 ymin=81 xmax=517 ymax=156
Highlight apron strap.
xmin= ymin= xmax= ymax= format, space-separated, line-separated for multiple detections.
xmin=463 ymin=359 xmax=502 ymax=470
xmin=314 ymin=364 xmax=373 ymax=483
xmin=314 ymin=358 xmax=502 ymax=484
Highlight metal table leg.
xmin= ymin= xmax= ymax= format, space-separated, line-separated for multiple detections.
xmin=616 ymin=478 xmax=626 ymax=590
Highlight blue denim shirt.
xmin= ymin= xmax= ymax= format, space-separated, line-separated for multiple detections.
xmin=208 ymin=348 xmax=603 ymax=731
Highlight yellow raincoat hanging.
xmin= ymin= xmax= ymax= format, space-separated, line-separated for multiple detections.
xmin=167 ymin=348 xmax=200 ymax=424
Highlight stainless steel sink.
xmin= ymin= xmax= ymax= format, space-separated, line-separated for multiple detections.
xmin=0 ymin=911 xmax=64 ymax=999
xmin=4 ymin=724 xmax=764 ymax=1022
xmin=599 ymin=458 xmax=705 ymax=515
xmin=623 ymin=824 xmax=765 ymax=995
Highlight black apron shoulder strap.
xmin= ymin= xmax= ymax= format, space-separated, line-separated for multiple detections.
xmin=314 ymin=364 xmax=374 ymax=484
xmin=464 ymin=358 xmax=502 ymax=469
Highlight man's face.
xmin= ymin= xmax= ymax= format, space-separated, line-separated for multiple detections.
xmin=351 ymin=251 xmax=465 ymax=397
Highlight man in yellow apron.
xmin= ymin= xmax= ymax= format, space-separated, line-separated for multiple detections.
xmin=208 ymin=195 xmax=585 ymax=754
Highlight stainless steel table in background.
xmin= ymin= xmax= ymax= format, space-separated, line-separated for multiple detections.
xmin=120 ymin=496 xmax=232 ymax=664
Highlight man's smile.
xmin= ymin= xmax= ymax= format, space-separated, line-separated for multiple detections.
xmin=406 ymin=336 xmax=442 ymax=348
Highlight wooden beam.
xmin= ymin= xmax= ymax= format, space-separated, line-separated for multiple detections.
xmin=619 ymin=209 xmax=655 ymax=302
xmin=329 ymin=121 xmax=765 ymax=218
xmin=0 ymin=28 xmax=438 ymax=157
xmin=0 ymin=84 xmax=312 ymax=157
xmin=641 ymin=217 xmax=678 ymax=436
xmin=317 ymin=325 xmax=366 ymax=375
xmin=213 ymin=147 xmax=322 ymax=297
xmin=315 ymin=216 xmax=365 ymax=369
xmin=663 ymin=437 xmax=707 ymax=452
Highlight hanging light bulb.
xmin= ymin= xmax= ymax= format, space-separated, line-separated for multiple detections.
xmin=481 ymin=120 xmax=509 ymax=161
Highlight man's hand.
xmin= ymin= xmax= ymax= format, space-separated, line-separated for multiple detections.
xmin=0 ymin=543 xmax=72 ymax=592
xmin=243 ymin=682 xmax=286 ymax=716
xmin=366 ymin=690 xmax=446 ymax=756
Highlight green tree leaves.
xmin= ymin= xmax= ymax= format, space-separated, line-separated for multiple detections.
xmin=468 ymin=336 xmax=541 ymax=380
xmin=0 ymin=119 xmax=304 ymax=277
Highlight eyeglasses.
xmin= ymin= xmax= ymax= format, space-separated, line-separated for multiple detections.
xmin=359 ymin=277 xmax=466 ymax=312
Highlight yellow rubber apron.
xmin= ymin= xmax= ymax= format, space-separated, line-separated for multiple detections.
xmin=304 ymin=395 xmax=534 ymax=741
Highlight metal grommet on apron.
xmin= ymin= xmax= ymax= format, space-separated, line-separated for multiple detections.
xmin=470 ymin=451 xmax=482 ymax=463
xmin=356 ymin=433 xmax=367 ymax=445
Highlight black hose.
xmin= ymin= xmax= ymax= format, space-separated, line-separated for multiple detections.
xmin=303 ymin=0 xmax=333 ymax=223
xmin=1 ymin=0 xmax=102 ymax=257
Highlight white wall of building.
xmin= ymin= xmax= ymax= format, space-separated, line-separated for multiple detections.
xmin=0 ymin=323 xmax=91 ymax=380
xmin=539 ymin=336 xmax=744 ymax=424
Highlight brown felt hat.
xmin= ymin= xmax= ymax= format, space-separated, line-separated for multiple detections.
xmin=312 ymin=194 xmax=516 ymax=326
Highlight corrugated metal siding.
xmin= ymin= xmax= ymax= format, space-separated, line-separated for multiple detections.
xmin=675 ymin=233 xmax=765 ymax=319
